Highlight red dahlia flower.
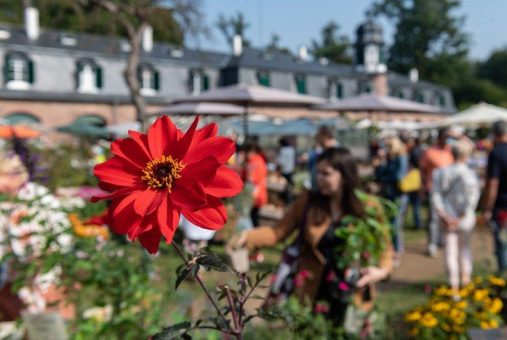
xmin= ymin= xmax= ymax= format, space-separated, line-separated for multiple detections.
xmin=92 ymin=116 xmax=243 ymax=253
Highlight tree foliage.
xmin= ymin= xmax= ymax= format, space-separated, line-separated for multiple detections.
xmin=371 ymin=0 xmax=469 ymax=78
xmin=265 ymin=34 xmax=291 ymax=55
xmin=216 ymin=11 xmax=251 ymax=48
xmin=311 ymin=21 xmax=352 ymax=64
xmin=0 ymin=0 xmax=184 ymax=46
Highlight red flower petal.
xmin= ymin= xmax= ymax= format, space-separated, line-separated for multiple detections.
xmin=182 ymin=156 xmax=220 ymax=187
xmin=183 ymin=137 xmax=235 ymax=164
xmin=148 ymin=115 xmax=178 ymax=159
xmin=205 ymin=166 xmax=243 ymax=197
xmin=157 ymin=197 xmax=179 ymax=244
xmin=192 ymin=123 xmax=218 ymax=145
xmin=171 ymin=179 xmax=207 ymax=210
xmin=182 ymin=196 xmax=227 ymax=230
xmin=111 ymin=137 xmax=150 ymax=169
xmin=138 ymin=226 xmax=163 ymax=254
xmin=128 ymin=130 xmax=151 ymax=160
xmin=91 ymin=185 xmax=143 ymax=202
xmin=94 ymin=157 xmax=140 ymax=188
xmin=172 ymin=116 xmax=199 ymax=160
xmin=108 ymin=194 xmax=142 ymax=234
xmin=134 ymin=189 xmax=161 ymax=216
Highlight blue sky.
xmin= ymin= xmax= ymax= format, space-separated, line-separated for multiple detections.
xmin=188 ymin=0 xmax=507 ymax=60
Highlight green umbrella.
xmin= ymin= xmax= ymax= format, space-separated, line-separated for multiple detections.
xmin=57 ymin=123 xmax=111 ymax=139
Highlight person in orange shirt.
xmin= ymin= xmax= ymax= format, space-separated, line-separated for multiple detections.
xmin=243 ymin=143 xmax=268 ymax=227
xmin=420 ymin=128 xmax=454 ymax=257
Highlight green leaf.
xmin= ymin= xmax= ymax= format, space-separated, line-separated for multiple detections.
xmin=152 ymin=321 xmax=192 ymax=340
xmin=175 ymin=267 xmax=191 ymax=290
xmin=195 ymin=252 xmax=228 ymax=272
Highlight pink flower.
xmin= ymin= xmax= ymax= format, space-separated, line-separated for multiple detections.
xmin=326 ymin=270 xmax=337 ymax=282
xmin=294 ymin=270 xmax=310 ymax=288
xmin=314 ymin=303 xmax=330 ymax=314
xmin=498 ymin=211 xmax=507 ymax=223
xmin=338 ymin=281 xmax=350 ymax=291
xmin=424 ymin=284 xmax=432 ymax=294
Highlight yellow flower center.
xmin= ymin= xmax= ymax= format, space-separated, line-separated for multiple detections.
xmin=141 ymin=155 xmax=184 ymax=191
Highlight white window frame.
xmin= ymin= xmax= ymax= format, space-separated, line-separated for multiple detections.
xmin=140 ymin=67 xmax=156 ymax=96
xmin=77 ymin=63 xmax=99 ymax=94
xmin=6 ymin=56 xmax=30 ymax=90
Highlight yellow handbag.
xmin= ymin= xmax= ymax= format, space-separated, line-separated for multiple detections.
xmin=399 ymin=168 xmax=421 ymax=193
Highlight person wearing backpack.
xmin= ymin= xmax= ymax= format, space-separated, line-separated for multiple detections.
xmin=228 ymin=147 xmax=393 ymax=332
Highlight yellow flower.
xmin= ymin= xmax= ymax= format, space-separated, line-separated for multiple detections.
xmin=474 ymin=289 xmax=489 ymax=302
xmin=431 ymin=302 xmax=450 ymax=312
xmin=442 ymin=323 xmax=451 ymax=332
xmin=489 ymin=276 xmax=506 ymax=287
xmin=490 ymin=319 xmax=499 ymax=329
xmin=436 ymin=286 xmax=451 ymax=296
xmin=458 ymin=288 xmax=469 ymax=298
xmin=474 ymin=277 xmax=483 ymax=284
xmin=490 ymin=298 xmax=503 ymax=314
xmin=420 ymin=313 xmax=438 ymax=328
xmin=449 ymin=308 xmax=466 ymax=325
xmin=405 ymin=311 xmax=422 ymax=322
xmin=456 ymin=300 xmax=468 ymax=309
xmin=480 ymin=321 xmax=491 ymax=329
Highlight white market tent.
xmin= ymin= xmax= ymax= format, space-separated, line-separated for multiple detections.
xmin=435 ymin=102 xmax=507 ymax=127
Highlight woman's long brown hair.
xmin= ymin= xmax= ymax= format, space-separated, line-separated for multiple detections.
xmin=309 ymin=147 xmax=363 ymax=224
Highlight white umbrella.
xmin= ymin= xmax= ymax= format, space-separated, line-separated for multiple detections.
xmin=106 ymin=121 xmax=141 ymax=137
xmin=173 ymin=83 xmax=324 ymax=106
xmin=172 ymin=84 xmax=324 ymax=136
xmin=437 ymin=102 xmax=507 ymax=127
xmin=316 ymin=94 xmax=440 ymax=113
xmin=152 ymin=102 xmax=245 ymax=116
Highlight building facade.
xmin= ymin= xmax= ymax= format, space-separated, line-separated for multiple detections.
xmin=0 ymin=8 xmax=455 ymax=128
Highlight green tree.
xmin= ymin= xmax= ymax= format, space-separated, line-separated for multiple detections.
xmin=216 ymin=12 xmax=251 ymax=48
xmin=478 ymin=47 xmax=507 ymax=89
xmin=311 ymin=21 xmax=352 ymax=64
xmin=0 ymin=0 xmax=184 ymax=46
xmin=371 ymin=0 xmax=469 ymax=79
xmin=265 ymin=33 xmax=291 ymax=55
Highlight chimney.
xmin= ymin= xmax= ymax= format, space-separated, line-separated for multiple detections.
xmin=233 ymin=35 xmax=243 ymax=56
xmin=409 ymin=68 xmax=419 ymax=83
xmin=24 ymin=7 xmax=39 ymax=40
xmin=298 ymin=45 xmax=308 ymax=62
xmin=142 ymin=25 xmax=153 ymax=52
xmin=371 ymin=73 xmax=388 ymax=96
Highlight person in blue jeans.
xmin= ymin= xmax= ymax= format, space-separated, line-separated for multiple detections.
xmin=484 ymin=120 xmax=507 ymax=272
xmin=375 ymin=137 xmax=408 ymax=262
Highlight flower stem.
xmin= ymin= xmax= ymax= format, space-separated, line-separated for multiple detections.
xmin=171 ymin=243 xmax=229 ymax=327
xmin=225 ymin=286 xmax=241 ymax=337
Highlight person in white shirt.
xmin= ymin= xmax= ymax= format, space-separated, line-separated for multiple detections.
xmin=431 ymin=142 xmax=480 ymax=297
xmin=277 ymin=138 xmax=296 ymax=202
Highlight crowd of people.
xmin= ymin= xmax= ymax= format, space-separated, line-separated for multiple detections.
xmin=1 ymin=118 xmax=507 ymax=336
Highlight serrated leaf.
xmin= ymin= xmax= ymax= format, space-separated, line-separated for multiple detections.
xmin=195 ymin=253 xmax=228 ymax=272
xmin=152 ymin=321 xmax=191 ymax=340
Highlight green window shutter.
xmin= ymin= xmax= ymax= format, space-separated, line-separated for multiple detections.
xmin=202 ymin=74 xmax=209 ymax=90
xmin=27 ymin=59 xmax=34 ymax=84
xmin=153 ymin=69 xmax=160 ymax=91
xmin=75 ymin=61 xmax=83 ymax=89
xmin=4 ymin=54 xmax=12 ymax=83
xmin=95 ymin=66 xmax=103 ymax=89
xmin=295 ymin=75 xmax=306 ymax=94
xmin=336 ymin=83 xmax=343 ymax=98
xmin=438 ymin=94 xmax=446 ymax=106
xmin=257 ymin=71 xmax=270 ymax=87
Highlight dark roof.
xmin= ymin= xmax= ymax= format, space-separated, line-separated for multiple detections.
xmin=223 ymin=47 xmax=356 ymax=77
xmin=0 ymin=24 xmax=228 ymax=68
xmin=388 ymin=72 xmax=449 ymax=91
xmin=0 ymin=88 xmax=171 ymax=105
